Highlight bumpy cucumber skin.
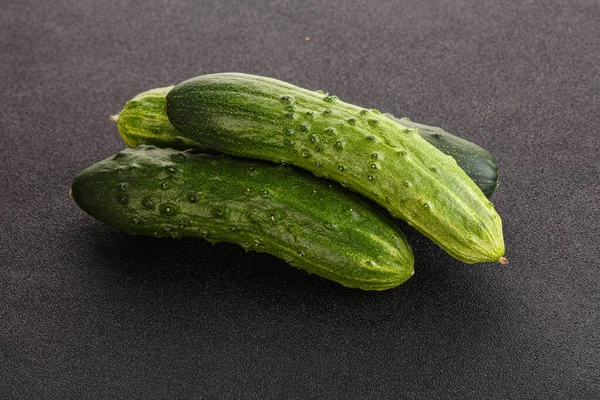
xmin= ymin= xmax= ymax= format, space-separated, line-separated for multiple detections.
xmin=116 ymin=87 xmax=498 ymax=198
xmin=71 ymin=146 xmax=414 ymax=290
xmin=385 ymin=114 xmax=499 ymax=198
xmin=165 ymin=73 xmax=505 ymax=264
xmin=115 ymin=86 xmax=212 ymax=152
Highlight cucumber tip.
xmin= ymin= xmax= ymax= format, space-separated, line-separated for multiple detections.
xmin=499 ymin=256 xmax=508 ymax=264
xmin=109 ymin=114 xmax=119 ymax=122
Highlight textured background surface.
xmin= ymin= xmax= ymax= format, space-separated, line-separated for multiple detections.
xmin=1 ymin=0 xmax=599 ymax=398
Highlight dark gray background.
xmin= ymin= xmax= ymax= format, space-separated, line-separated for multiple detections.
xmin=1 ymin=0 xmax=598 ymax=398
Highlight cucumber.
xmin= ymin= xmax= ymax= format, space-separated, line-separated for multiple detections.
xmin=165 ymin=73 xmax=505 ymax=264
xmin=113 ymin=87 xmax=498 ymax=198
xmin=111 ymin=86 xmax=211 ymax=152
xmin=385 ymin=114 xmax=499 ymax=198
xmin=71 ymin=146 xmax=414 ymax=290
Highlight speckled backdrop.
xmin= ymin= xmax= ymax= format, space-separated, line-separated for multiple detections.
xmin=1 ymin=0 xmax=598 ymax=398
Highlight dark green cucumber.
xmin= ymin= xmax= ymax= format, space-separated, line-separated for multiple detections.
xmin=113 ymin=87 xmax=499 ymax=198
xmin=165 ymin=73 xmax=506 ymax=264
xmin=385 ymin=114 xmax=499 ymax=198
xmin=71 ymin=146 xmax=414 ymax=290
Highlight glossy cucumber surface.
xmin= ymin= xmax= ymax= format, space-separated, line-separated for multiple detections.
xmin=386 ymin=114 xmax=499 ymax=198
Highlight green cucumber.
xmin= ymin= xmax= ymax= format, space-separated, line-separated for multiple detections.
xmin=71 ymin=146 xmax=414 ymax=290
xmin=113 ymin=87 xmax=499 ymax=198
xmin=111 ymin=86 xmax=211 ymax=152
xmin=165 ymin=73 xmax=506 ymax=264
xmin=385 ymin=114 xmax=499 ymax=198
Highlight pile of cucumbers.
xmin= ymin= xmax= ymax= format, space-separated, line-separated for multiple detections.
xmin=71 ymin=73 xmax=506 ymax=290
